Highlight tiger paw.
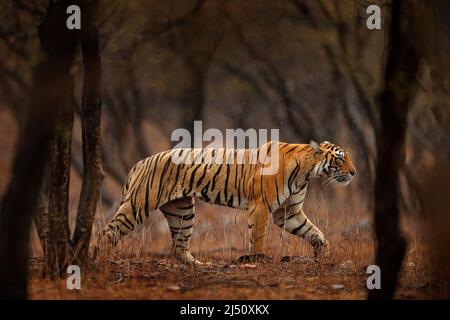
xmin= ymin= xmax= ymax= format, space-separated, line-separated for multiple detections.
xmin=232 ymin=253 xmax=274 ymax=264
xmin=313 ymin=239 xmax=330 ymax=259
xmin=174 ymin=250 xmax=204 ymax=266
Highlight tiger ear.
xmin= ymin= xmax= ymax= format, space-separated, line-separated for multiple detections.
xmin=310 ymin=140 xmax=322 ymax=155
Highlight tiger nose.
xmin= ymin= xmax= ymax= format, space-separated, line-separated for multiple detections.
xmin=349 ymin=168 xmax=356 ymax=176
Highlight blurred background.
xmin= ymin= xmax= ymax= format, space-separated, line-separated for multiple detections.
xmin=0 ymin=0 xmax=449 ymax=298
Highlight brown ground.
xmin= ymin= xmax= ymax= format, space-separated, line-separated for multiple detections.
xmin=28 ymin=209 xmax=433 ymax=300
xmin=28 ymin=255 xmax=431 ymax=300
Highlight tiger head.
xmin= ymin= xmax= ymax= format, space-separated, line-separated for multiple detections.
xmin=310 ymin=140 xmax=356 ymax=186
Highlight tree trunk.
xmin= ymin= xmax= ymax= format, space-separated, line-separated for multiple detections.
xmin=70 ymin=0 xmax=105 ymax=266
xmin=179 ymin=70 xmax=205 ymax=141
xmin=34 ymin=78 xmax=74 ymax=278
xmin=369 ymin=0 xmax=420 ymax=299
xmin=0 ymin=0 xmax=78 ymax=299
xmin=45 ymin=73 xmax=74 ymax=277
xmin=34 ymin=168 xmax=50 ymax=261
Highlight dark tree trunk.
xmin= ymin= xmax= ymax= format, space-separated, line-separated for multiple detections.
xmin=34 ymin=169 xmax=50 ymax=261
xmin=33 ymin=73 xmax=74 ymax=279
xmin=369 ymin=0 xmax=421 ymax=299
xmin=179 ymin=70 xmax=205 ymax=141
xmin=45 ymin=73 xmax=74 ymax=277
xmin=0 ymin=0 xmax=78 ymax=298
xmin=70 ymin=0 xmax=105 ymax=266
xmin=172 ymin=38 xmax=210 ymax=146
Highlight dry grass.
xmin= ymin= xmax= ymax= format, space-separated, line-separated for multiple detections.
xmin=28 ymin=196 xmax=434 ymax=300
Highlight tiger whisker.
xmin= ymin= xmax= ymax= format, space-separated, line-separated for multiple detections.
xmin=322 ymin=175 xmax=336 ymax=187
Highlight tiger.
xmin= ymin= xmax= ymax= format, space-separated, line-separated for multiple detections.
xmin=102 ymin=140 xmax=356 ymax=264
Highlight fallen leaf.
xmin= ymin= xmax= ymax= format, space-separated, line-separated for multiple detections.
xmin=330 ymin=284 xmax=345 ymax=290
xmin=167 ymin=285 xmax=181 ymax=291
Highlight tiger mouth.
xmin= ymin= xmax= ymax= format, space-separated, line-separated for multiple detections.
xmin=322 ymin=174 xmax=352 ymax=187
xmin=335 ymin=174 xmax=352 ymax=185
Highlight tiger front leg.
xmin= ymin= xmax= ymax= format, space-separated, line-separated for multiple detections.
xmin=234 ymin=203 xmax=273 ymax=263
xmin=248 ymin=203 xmax=271 ymax=253
xmin=273 ymin=208 xmax=329 ymax=258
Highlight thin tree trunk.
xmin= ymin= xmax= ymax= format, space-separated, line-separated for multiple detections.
xmin=0 ymin=0 xmax=78 ymax=298
xmin=70 ymin=0 xmax=104 ymax=266
xmin=34 ymin=168 xmax=50 ymax=260
xmin=179 ymin=70 xmax=205 ymax=141
xmin=369 ymin=0 xmax=420 ymax=299
xmin=45 ymin=73 xmax=74 ymax=277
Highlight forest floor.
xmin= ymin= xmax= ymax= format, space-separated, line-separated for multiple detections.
xmin=27 ymin=201 xmax=434 ymax=300
xmin=28 ymin=249 xmax=432 ymax=299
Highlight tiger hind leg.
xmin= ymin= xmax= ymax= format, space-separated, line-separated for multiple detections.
xmin=103 ymin=201 xmax=139 ymax=246
xmin=160 ymin=197 xmax=201 ymax=265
